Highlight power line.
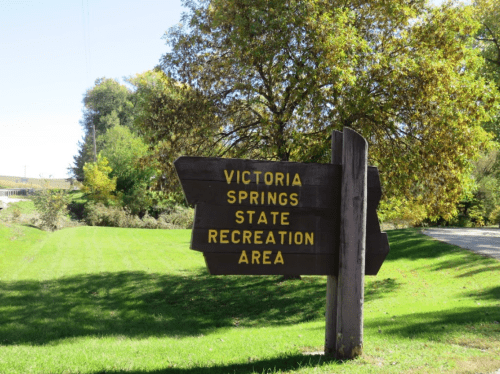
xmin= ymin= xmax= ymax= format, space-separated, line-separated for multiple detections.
xmin=81 ymin=0 xmax=91 ymax=83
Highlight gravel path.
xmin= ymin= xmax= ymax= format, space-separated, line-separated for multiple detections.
xmin=0 ymin=196 xmax=28 ymax=208
xmin=422 ymin=228 xmax=500 ymax=261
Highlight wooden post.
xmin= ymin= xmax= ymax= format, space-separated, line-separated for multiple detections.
xmin=336 ymin=128 xmax=367 ymax=359
xmin=325 ymin=130 xmax=343 ymax=356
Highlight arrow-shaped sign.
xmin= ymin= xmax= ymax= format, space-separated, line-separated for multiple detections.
xmin=174 ymin=156 xmax=389 ymax=276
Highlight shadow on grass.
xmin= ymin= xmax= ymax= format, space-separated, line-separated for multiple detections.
xmin=385 ymin=229 xmax=462 ymax=262
xmin=90 ymin=353 xmax=340 ymax=374
xmin=365 ymin=303 xmax=500 ymax=340
xmin=365 ymin=277 xmax=401 ymax=301
xmin=0 ymin=267 xmax=404 ymax=346
xmin=0 ymin=270 xmax=331 ymax=345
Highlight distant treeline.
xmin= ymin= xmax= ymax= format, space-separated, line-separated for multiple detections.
xmin=0 ymin=175 xmax=75 ymax=189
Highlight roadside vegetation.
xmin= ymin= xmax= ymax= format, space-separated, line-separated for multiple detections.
xmin=0 ymin=226 xmax=498 ymax=373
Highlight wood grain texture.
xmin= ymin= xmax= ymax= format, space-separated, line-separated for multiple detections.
xmin=325 ymin=130 xmax=343 ymax=356
xmin=337 ymin=127 xmax=367 ymax=359
xmin=174 ymin=153 xmax=388 ymax=276
xmin=203 ymin=252 xmax=335 ymax=275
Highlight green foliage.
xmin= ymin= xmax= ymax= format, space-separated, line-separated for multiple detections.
xmin=474 ymin=0 xmax=500 ymax=141
xmin=11 ymin=207 xmax=21 ymax=222
xmin=157 ymin=205 xmax=195 ymax=229
xmin=97 ymin=124 xmax=156 ymax=214
xmin=155 ymin=0 xmax=500 ymax=220
xmin=70 ymin=78 xmax=136 ymax=180
xmin=488 ymin=205 xmax=500 ymax=224
xmin=84 ymin=202 xmax=194 ymax=229
xmin=33 ymin=188 xmax=70 ymax=231
xmin=378 ymin=198 xmax=427 ymax=228
xmin=128 ymin=69 xmax=218 ymax=200
xmin=81 ymin=155 xmax=118 ymax=205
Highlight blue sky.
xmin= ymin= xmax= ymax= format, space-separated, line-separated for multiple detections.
xmin=0 ymin=0 xmax=183 ymax=179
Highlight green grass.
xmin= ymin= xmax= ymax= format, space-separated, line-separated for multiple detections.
xmin=0 ymin=225 xmax=499 ymax=373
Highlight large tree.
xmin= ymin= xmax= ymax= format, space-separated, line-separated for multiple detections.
xmin=70 ymin=78 xmax=136 ymax=180
xmin=474 ymin=0 xmax=500 ymax=140
xmin=152 ymin=0 xmax=499 ymax=219
xmin=97 ymin=124 xmax=156 ymax=214
xmin=128 ymin=69 xmax=220 ymax=200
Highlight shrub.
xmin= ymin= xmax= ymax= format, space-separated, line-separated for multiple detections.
xmin=11 ymin=207 xmax=22 ymax=222
xmin=33 ymin=189 xmax=70 ymax=231
xmin=81 ymin=155 xmax=118 ymax=205
xmin=158 ymin=205 xmax=194 ymax=229
xmin=83 ymin=202 xmax=193 ymax=229
xmin=489 ymin=206 xmax=500 ymax=225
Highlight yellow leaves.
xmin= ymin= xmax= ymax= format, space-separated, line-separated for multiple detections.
xmin=82 ymin=154 xmax=118 ymax=205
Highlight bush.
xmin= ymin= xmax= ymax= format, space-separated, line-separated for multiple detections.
xmin=489 ymin=206 xmax=500 ymax=225
xmin=33 ymin=189 xmax=70 ymax=231
xmin=81 ymin=155 xmax=118 ymax=205
xmin=158 ymin=205 xmax=194 ymax=229
xmin=83 ymin=202 xmax=194 ymax=229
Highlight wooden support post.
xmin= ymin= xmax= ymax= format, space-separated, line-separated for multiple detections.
xmin=336 ymin=128 xmax=367 ymax=359
xmin=325 ymin=130 xmax=343 ymax=356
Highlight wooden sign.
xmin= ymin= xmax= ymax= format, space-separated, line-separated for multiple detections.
xmin=174 ymin=128 xmax=390 ymax=360
xmin=174 ymin=151 xmax=388 ymax=276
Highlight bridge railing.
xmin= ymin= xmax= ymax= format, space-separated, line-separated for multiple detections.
xmin=0 ymin=188 xmax=35 ymax=197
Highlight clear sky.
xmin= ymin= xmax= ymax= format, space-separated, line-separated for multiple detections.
xmin=0 ymin=0 xmax=183 ymax=179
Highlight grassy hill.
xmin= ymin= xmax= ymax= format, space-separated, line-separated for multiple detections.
xmin=0 ymin=223 xmax=499 ymax=373
xmin=0 ymin=175 xmax=74 ymax=189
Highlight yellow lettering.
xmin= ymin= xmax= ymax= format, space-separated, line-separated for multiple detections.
xmin=265 ymin=231 xmax=276 ymax=244
xmin=220 ymin=230 xmax=229 ymax=244
xmin=238 ymin=250 xmax=249 ymax=264
xmin=289 ymin=232 xmax=292 ymax=245
xmin=235 ymin=211 xmax=244 ymax=224
xmin=305 ymin=232 xmax=314 ymax=245
xmin=275 ymin=172 xmax=284 ymax=186
xmin=261 ymin=191 xmax=265 ymax=205
xmin=263 ymin=251 xmax=272 ymax=264
xmin=274 ymin=251 xmax=284 ymax=264
xmin=286 ymin=173 xmax=290 ymax=186
xmin=257 ymin=211 xmax=268 ymax=225
xmin=227 ymin=190 xmax=236 ymax=204
xmin=249 ymin=191 xmax=259 ymax=204
xmin=238 ymin=190 xmax=248 ymax=204
xmin=290 ymin=193 xmax=299 ymax=206
xmin=208 ymin=229 xmax=217 ymax=243
xmin=237 ymin=170 xmax=240 ymax=184
xmin=252 ymin=251 xmax=261 ymax=264
xmin=247 ymin=211 xmax=255 ymax=224
xmin=242 ymin=171 xmax=251 ymax=184
xmin=254 ymin=171 xmax=262 ymax=184
xmin=294 ymin=231 xmax=303 ymax=245
xmin=224 ymin=170 xmax=234 ymax=184
xmin=264 ymin=172 xmax=273 ymax=185
xmin=232 ymin=230 xmax=241 ymax=243
xmin=268 ymin=192 xmax=277 ymax=205
xmin=243 ymin=230 xmax=252 ymax=244
xmin=254 ymin=231 xmax=263 ymax=244
xmin=278 ymin=192 xmax=288 ymax=206
xmin=278 ymin=231 xmax=287 ymax=244
xmin=281 ymin=212 xmax=289 ymax=225
xmin=271 ymin=212 xmax=279 ymax=224
xmin=292 ymin=173 xmax=302 ymax=186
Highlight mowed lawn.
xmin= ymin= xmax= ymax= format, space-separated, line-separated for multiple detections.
xmin=0 ymin=223 xmax=500 ymax=374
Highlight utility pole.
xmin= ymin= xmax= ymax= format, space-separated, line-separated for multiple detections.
xmin=92 ymin=123 xmax=97 ymax=162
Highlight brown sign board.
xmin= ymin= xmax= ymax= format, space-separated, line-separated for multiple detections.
xmin=174 ymin=156 xmax=389 ymax=276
